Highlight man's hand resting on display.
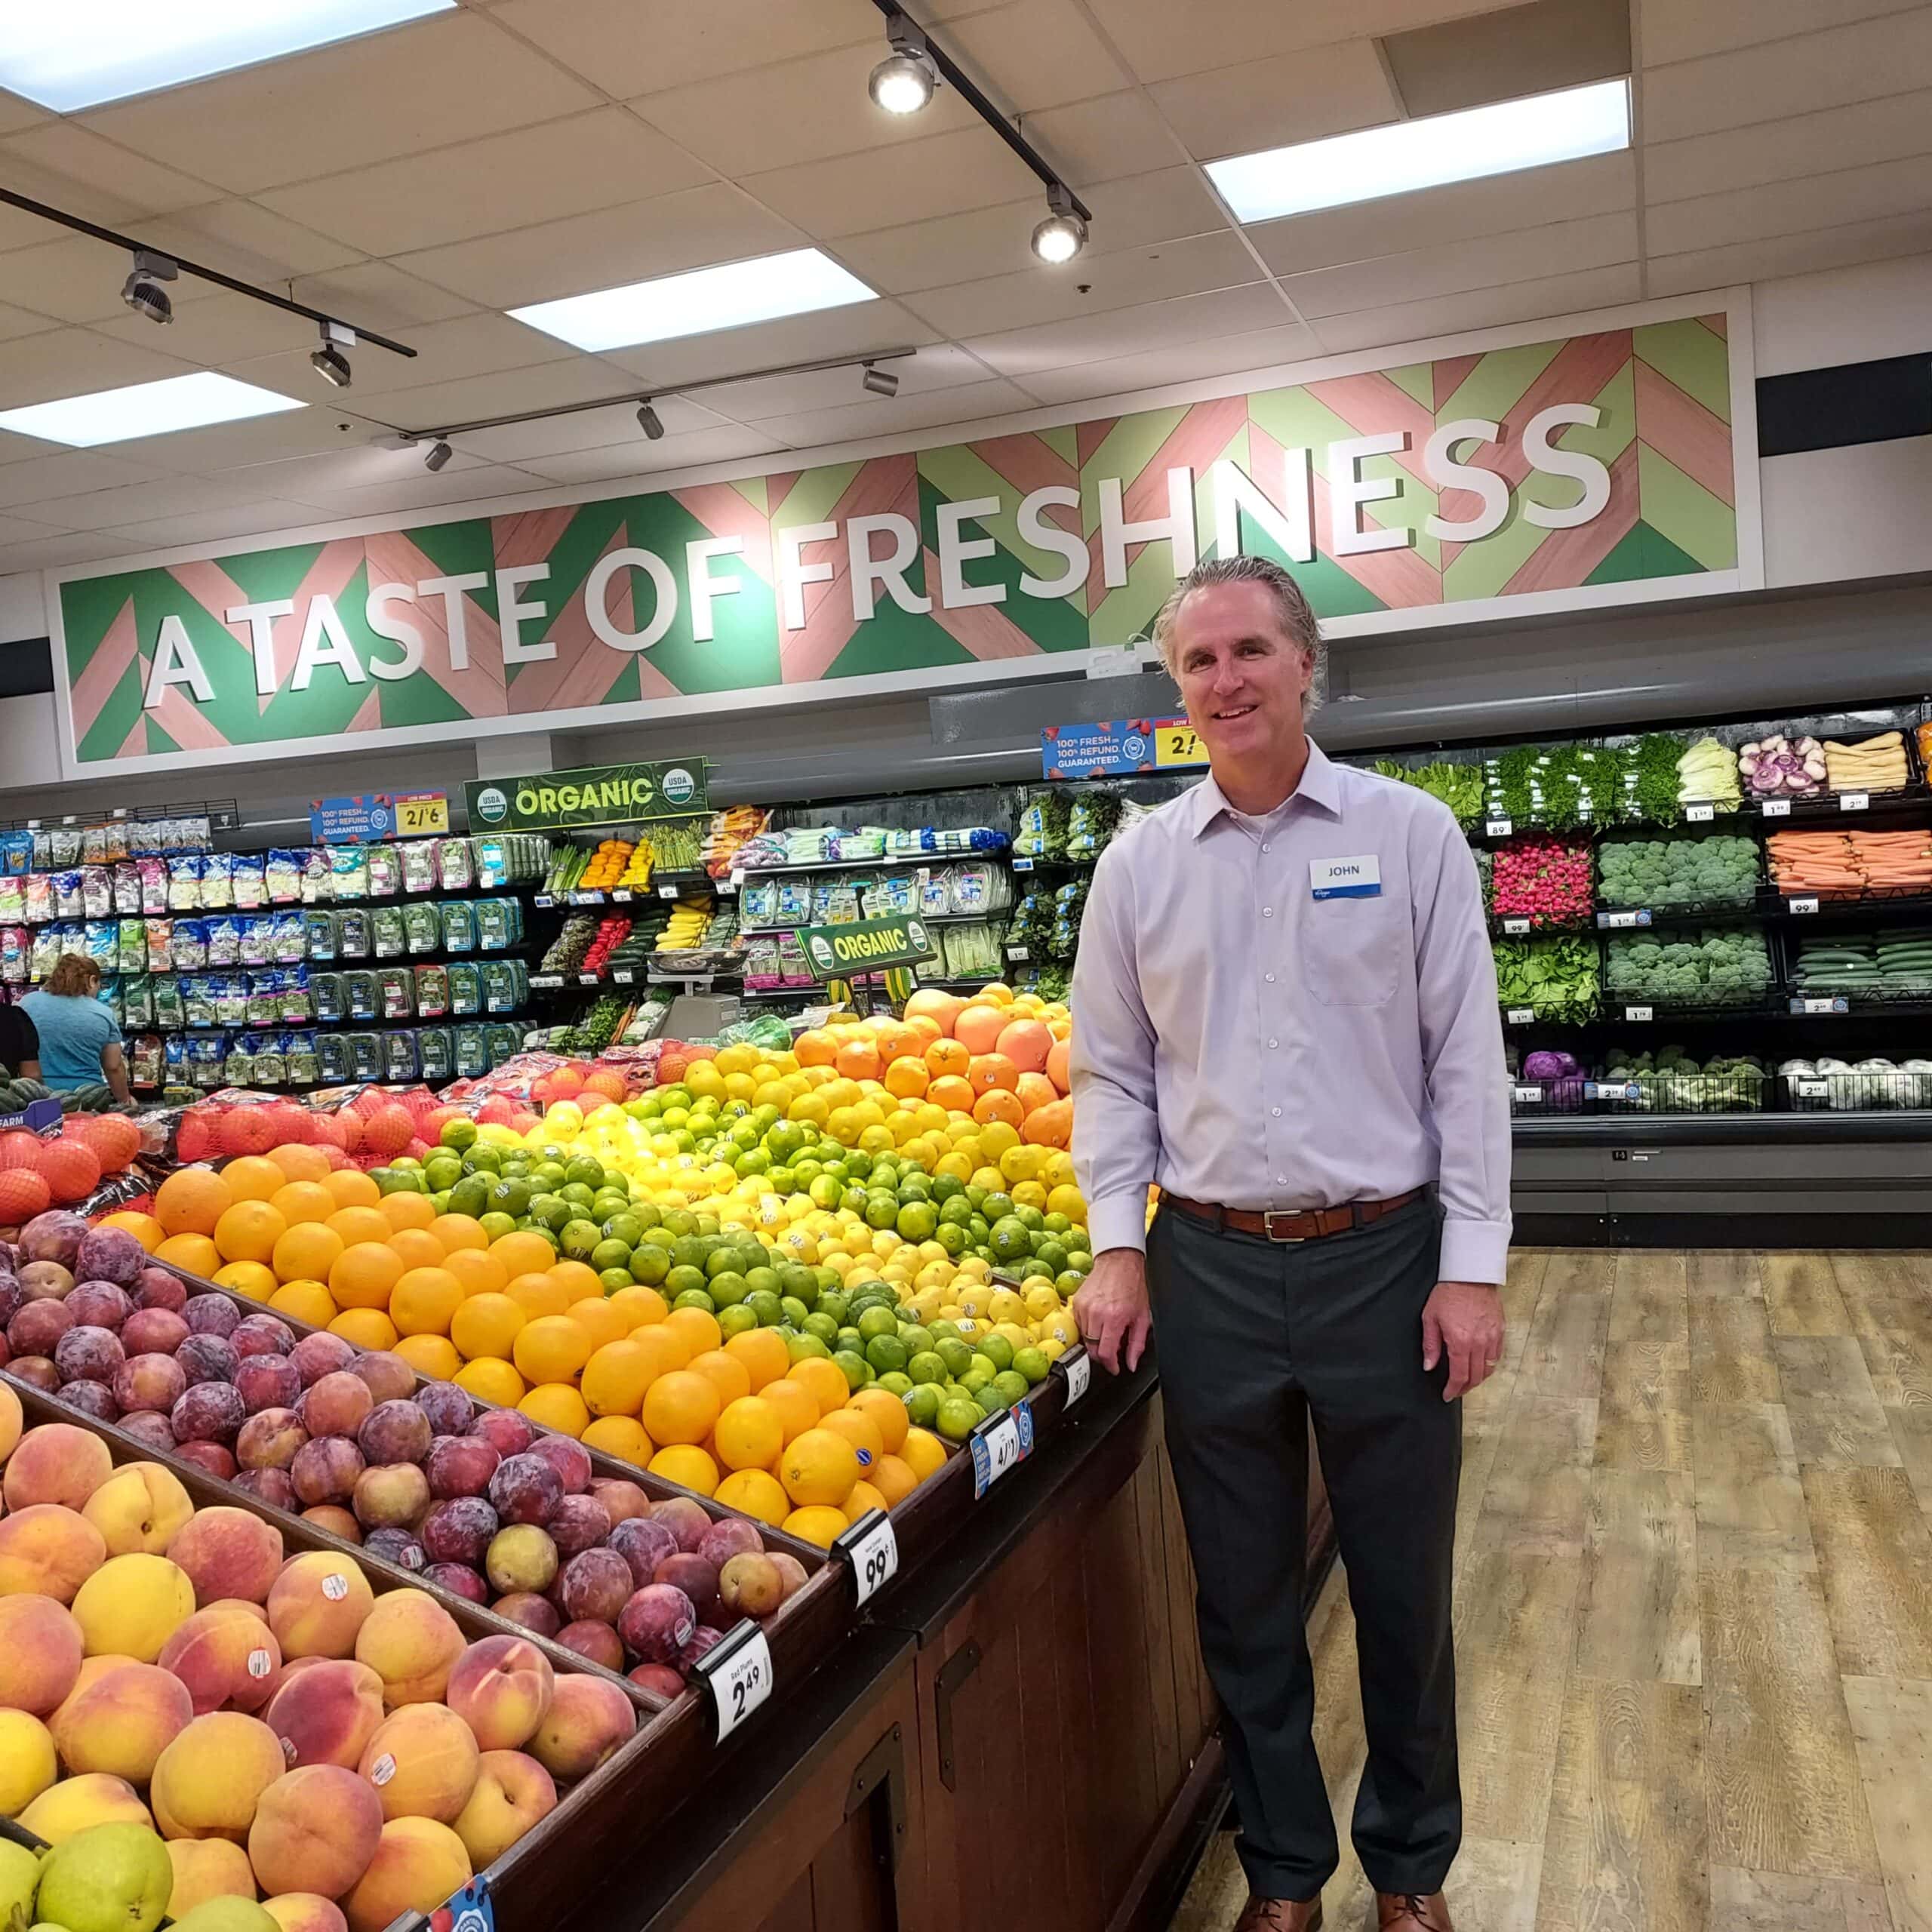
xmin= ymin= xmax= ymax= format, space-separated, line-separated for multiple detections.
xmin=1421 ymin=1280 xmax=1506 ymax=1400
xmin=1072 ymin=1249 xmax=1152 ymax=1374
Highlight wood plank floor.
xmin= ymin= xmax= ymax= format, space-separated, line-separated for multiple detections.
xmin=1170 ymin=1250 xmax=1932 ymax=1932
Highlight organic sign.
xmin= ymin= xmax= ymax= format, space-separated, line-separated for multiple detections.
xmin=54 ymin=305 xmax=1745 ymax=774
xmin=798 ymin=915 xmax=938 ymax=983
xmin=463 ymin=760 xmax=707 ymax=833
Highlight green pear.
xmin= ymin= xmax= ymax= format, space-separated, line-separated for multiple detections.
xmin=165 ymin=1904 xmax=280 ymax=1932
xmin=31 ymin=1826 xmax=171 ymax=1932
xmin=0 ymin=1839 xmax=42 ymax=1932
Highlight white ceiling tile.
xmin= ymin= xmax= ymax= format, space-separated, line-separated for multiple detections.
xmin=390 ymin=185 xmax=798 ymax=309
xmin=285 ymin=263 xmax=478 ymax=334
xmin=91 ymin=291 xmax=331 ymax=368
xmin=207 ymin=441 xmax=493 ymax=500
xmin=0 ymin=531 xmax=133 ymax=571
xmin=1646 ymin=90 xmax=1932 ymax=205
xmin=693 ymin=343 xmax=991 ymax=422
xmin=75 ymin=11 xmax=601 ymax=195
xmin=1248 ymin=152 xmax=1637 ymax=275
xmin=354 ymin=358 xmax=630 ymax=438
xmin=1648 ymin=208 xmax=1932 ymax=297
xmin=488 ymin=0 xmax=878 ymax=99
xmin=1312 ymin=263 xmax=1644 ymax=352
xmin=138 ymin=201 xmax=365 ymax=282
xmin=632 ymin=42 xmax=983 ymax=177
xmin=940 ymin=2 xmax=1134 ymax=113
xmin=0 ymin=234 xmax=174 ymax=325
xmin=904 ymin=228 xmax=1262 ymax=340
xmin=0 ymin=512 xmax=61 ymax=544
xmin=0 ymin=327 xmax=199 ymax=408
xmin=291 ymin=463 xmax=555 ymax=520
xmin=223 ymin=311 xmax=575 ymax=406
xmin=963 ymin=281 xmax=1291 ymax=376
xmin=1639 ymin=0 xmax=1923 ymax=68
xmin=0 ymin=449 xmax=171 ymax=507
xmin=1146 ymin=41 xmax=1399 ymax=160
xmin=836 ymin=166 xmax=1226 ymax=293
xmin=515 ymin=426 xmax=790 ymax=486
xmin=26 ymin=472 xmax=291 ymax=533
xmin=1276 ymin=211 xmax=1639 ymax=319
xmin=98 ymin=499 xmax=333 ymax=549
xmin=255 ymin=109 xmax=718 ymax=259
xmin=752 ymin=377 xmax=1038 ymax=451
xmin=741 ymin=127 xmax=1040 ymax=238
xmin=0 ymin=125 xmax=216 ymax=220
xmin=1017 ymin=318 xmax=1322 ymax=405
xmin=105 ymin=404 xmax=392 ymax=478
xmin=448 ymin=395 xmax=730 ymax=465
xmin=1641 ymin=8 xmax=1932 ymax=141
xmin=1022 ymin=92 xmax=1179 ymax=185
xmin=597 ymin=300 xmax=941 ymax=387
xmin=0 ymin=305 xmax=57 ymax=345
xmin=1646 ymin=152 xmax=1932 ymax=258
xmin=0 ymin=90 xmax=48 ymax=137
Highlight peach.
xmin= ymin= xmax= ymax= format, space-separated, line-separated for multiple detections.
xmin=352 ymin=1589 xmax=466 ymax=1709
xmin=527 ymin=1674 xmax=636 ymax=1783
xmin=341 ymin=1819 xmax=471 ymax=1932
xmin=263 ymin=1898 xmax=349 ymax=1932
xmin=0 ymin=1375 xmax=19 ymax=1461
xmin=451 ymin=1750 xmax=556 ymax=1869
xmin=167 ymin=1838 xmax=260 ymax=1914
xmin=0 ymin=1593 xmax=85 ymax=1713
xmin=248 ymin=1765 xmax=384 ymax=1900
xmin=444 ymin=1635 xmax=555 ymax=1752
xmin=18 ymin=1770 xmax=154 ymax=1842
xmin=301 ymin=1505 xmax=362 ymax=1545
xmin=151 ymin=1710 xmax=288 ymax=1842
xmin=266 ymin=1552 xmax=374 ymax=1660
xmin=2 ymin=1421 xmax=112 ymax=1511
xmin=159 ymin=1604 xmax=283 ymax=1715
xmin=0 ymin=1708 xmax=56 ymax=1814
xmin=82 ymin=1460 xmax=195 ymax=1556
xmin=168 ymin=1508 xmax=285 ymax=1607
xmin=72 ymin=1551 xmax=197 ymax=1660
xmin=263 ymin=1657 xmax=386 ymax=1771
xmin=0 ymin=1502 xmax=106 ymax=1601
xmin=50 ymin=1657 xmax=193 ymax=1781
xmin=358 ymin=1703 xmax=480 ymax=1823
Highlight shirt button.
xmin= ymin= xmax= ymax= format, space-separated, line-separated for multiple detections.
xmin=1263 ymin=907 xmax=1273 ymax=918
xmin=1268 ymin=1038 xmax=1278 ymax=1049
xmin=1262 ymin=842 xmax=1272 ymax=853
xmin=1265 ymin=973 xmax=1276 ymax=984
xmin=1271 ymin=1106 xmax=1281 ymax=1117
xmin=1277 ymin=1174 xmax=1288 ymax=1185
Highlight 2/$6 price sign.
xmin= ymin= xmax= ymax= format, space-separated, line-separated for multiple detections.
xmin=462 ymin=757 xmax=708 ymax=835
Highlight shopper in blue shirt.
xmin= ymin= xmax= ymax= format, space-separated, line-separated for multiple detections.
xmin=22 ymin=955 xmax=131 ymax=1103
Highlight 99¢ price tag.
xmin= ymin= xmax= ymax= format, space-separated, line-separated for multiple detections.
xmin=697 ymin=1623 xmax=774 ymax=1741
xmin=834 ymin=1509 xmax=899 ymax=1605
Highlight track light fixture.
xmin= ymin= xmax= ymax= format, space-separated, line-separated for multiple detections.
xmin=1031 ymin=183 xmax=1088 ymax=264
xmin=423 ymin=439 xmax=453 ymax=472
xmin=636 ymin=400 xmax=665 ymax=440
xmin=309 ymin=321 xmax=354 ymax=389
xmin=860 ymin=362 xmax=900 ymax=398
xmin=869 ymin=11 xmax=937 ymax=114
xmin=121 ymin=248 xmax=177 ymax=325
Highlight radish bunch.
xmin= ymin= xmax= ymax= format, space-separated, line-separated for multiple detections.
xmin=1491 ymin=835 xmax=1593 ymax=927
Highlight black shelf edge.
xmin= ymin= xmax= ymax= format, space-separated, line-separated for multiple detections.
xmin=1513 ymin=1110 xmax=1932 ymax=1146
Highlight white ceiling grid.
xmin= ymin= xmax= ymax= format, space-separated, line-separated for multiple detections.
xmin=0 ymin=0 xmax=1927 ymax=573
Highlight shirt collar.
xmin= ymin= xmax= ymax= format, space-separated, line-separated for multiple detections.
xmin=1189 ymin=739 xmax=1343 ymax=839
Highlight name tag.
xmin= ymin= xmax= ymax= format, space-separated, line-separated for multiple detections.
xmin=1310 ymin=854 xmax=1381 ymax=900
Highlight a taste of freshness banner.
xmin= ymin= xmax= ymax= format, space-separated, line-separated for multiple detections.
xmin=56 ymin=309 xmax=1741 ymax=774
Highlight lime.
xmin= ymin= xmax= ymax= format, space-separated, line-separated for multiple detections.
xmin=977 ymin=1334 xmax=1014 ymax=1374
xmin=876 ymin=1371 xmax=914 ymax=1398
xmin=989 ymin=1217 xmax=1032 ymax=1262
xmin=1055 ymin=1272 xmax=1084 ymax=1298
xmin=598 ymin=1266 xmax=633 ymax=1294
xmin=439 ymin=1118 xmax=478 ymax=1151
xmin=904 ymin=1384 xmax=942 ymax=1427
xmin=449 ymin=1177 xmax=491 ymax=1218
xmin=628 ymin=1244 xmax=670 ymax=1285
xmin=709 ymin=1272 xmax=750 ymax=1309
xmin=565 ymin=1155 xmax=606 ymax=1190
xmin=786 ymin=1331 xmax=832 ymax=1362
xmin=672 ymin=1287 xmax=718 ymax=1314
xmin=460 ymin=1144 xmax=501 ymax=1174
xmin=779 ymin=1296 xmax=811 ymax=1328
xmin=1013 ymin=1346 xmax=1050 ymax=1385
xmin=856 ymin=1305 xmax=899 ymax=1343
xmin=718 ymin=1303 xmax=758 ymax=1338
xmin=835 ymin=1327 xmax=864 ymax=1356
xmin=478 ymin=1212 xmax=517 ymax=1242
xmin=663 ymin=1264 xmax=708 ymax=1301
xmin=895 ymin=1201 xmax=938 ymax=1241
xmin=660 ymin=1208 xmax=695 ymax=1239
xmin=863 ymin=1193 xmax=898 ymax=1231
xmin=817 ymin=1291 xmax=850 ymax=1330
xmin=928 ymin=1319 xmax=960 ymax=1345
xmin=968 ymin=1352 xmax=996 ymax=1381
xmin=803 ymin=1311 xmax=840 ymax=1345
xmin=937 ymin=1397 xmax=981 ymax=1443
xmin=587 ymin=1238 xmax=630 ymax=1275
xmin=424 ymin=1157 xmax=463 ymax=1192
xmin=992 ymin=1369 xmax=1029 ymax=1405
xmin=560 ymin=1219 xmax=601 ymax=1260
xmin=937 ymin=1337 xmax=974 ymax=1379
xmin=747 ymin=1291 xmax=785 ymax=1327
xmin=976 ymin=1386 xmax=1010 ymax=1417
xmin=591 ymin=1193 xmax=632 ymax=1225
xmin=489 ymin=1177 xmax=534 ymax=1217
xmin=908 ymin=1351 xmax=946 ymax=1386
xmin=832 ymin=1350 xmax=871 ymax=1392
xmin=866 ymin=1334 xmax=909 ymax=1375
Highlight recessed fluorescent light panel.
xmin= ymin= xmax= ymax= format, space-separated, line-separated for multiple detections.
xmin=0 ymin=372 xmax=305 ymax=448
xmin=0 ymin=0 xmax=455 ymax=111
xmin=510 ymin=249 xmax=878 ymax=354
xmin=1205 ymin=78 xmax=1631 ymax=224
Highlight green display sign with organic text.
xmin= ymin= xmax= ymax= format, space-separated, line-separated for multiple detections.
xmin=799 ymin=915 xmax=939 ymax=983
xmin=463 ymin=759 xmax=708 ymax=834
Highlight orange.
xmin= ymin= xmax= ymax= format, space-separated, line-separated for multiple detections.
xmin=778 ymin=1426 xmax=861 ymax=1507
xmin=213 ymin=1260 xmax=277 ymax=1300
xmin=223 ymin=1156 xmax=288 ymax=1203
xmin=582 ymin=1416 xmax=653 ymax=1466
xmin=872 ymin=1020 xmax=921 ymax=1065
xmin=1046 ymin=1037 xmax=1072 ymax=1095
xmin=271 ymin=1223 xmax=344 ymax=1287
xmin=786 ymin=1357 xmax=850 ymax=1420
xmin=386 ymin=1226 xmax=448 ymax=1272
xmin=904 ymin=1014 xmax=943 ymax=1050
xmin=455 ymin=1357 xmax=525 ymax=1407
xmin=377 ymin=1192 xmax=436 ymax=1234
xmin=845 ymin=1480 xmax=888 ymax=1524
xmin=443 ymin=1248 xmax=508 ymax=1298
xmin=155 ymin=1169 xmax=234 ymax=1239
xmin=631 ymin=1324 xmax=692 ymax=1382
xmin=608 ymin=1285 xmax=668 ymax=1331
xmin=566 ymin=1297 xmax=627 ymax=1354
xmin=330 ymin=1241 xmax=405 ymax=1311
xmin=514 ymin=1315 xmax=593 ymax=1384
xmin=1014 ymin=1071 xmax=1058 ymax=1115
xmin=519 ymin=1383 xmax=589 ymax=1438
xmin=715 ymin=1469 xmax=790 ymax=1528
xmin=758 ymin=1377 xmax=820 ymax=1446
xmin=952 ymin=1005 xmax=1006 ymax=1056
xmin=848 ymin=1388 xmax=910 ymax=1456
xmin=642 ymin=1370 xmax=721 ymax=1447
xmin=686 ymin=1349 xmax=751 ymax=1410
xmin=928 ymin=1076 xmax=975 ymax=1115
xmin=780 ymin=1505 xmax=849 ymax=1549
xmin=489 ymin=1231 xmax=557 ymax=1278
xmin=834 ymin=1038 xmax=881 ymax=1082
xmin=971 ymin=1089 xmax=1025 ymax=1129
xmin=326 ymin=1205 xmax=392 ymax=1248
xmin=882 ymin=1058 xmax=929 ymax=1100
xmin=869 ymin=1454 xmax=919 ymax=1506
xmin=429 ymin=1214 xmax=489 ymax=1254
xmin=323 ymin=1168 xmax=382 ymax=1210
xmin=395 ymin=1334 xmax=461 ymax=1380
xmin=548 ymin=1260 xmax=602 ymax=1303
xmin=663 ymin=1306 xmax=721 ymax=1359
xmin=214 ymin=1200 xmax=288 ymax=1265
xmin=266 ymin=1143 xmax=332 ymax=1184
xmin=581 ymin=1338 xmax=654 ymax=1417
xmin=1021 ymin=1098 xmax=1072 ymax=1148
xmin=506 ymin=1272 xmax=570 ymax=1320
xmin=155 ymin=1233 xmax=221 ymax=1277
xmin=269 ymin=1278 xmax=337 ymax=1327
xmin=817 ymin=1408 xmax=884 ymax=1471
xmin=269 ymin=1180 xmax=337 ymax=1228
xmin=903 ymin=988 xmax=964 ymax=1035
xmin=97 ymin=1211 xmax=164 ymax=1254
xmin=900 ymin=1427 xmax=946 ymax=1482
xmin=451 ymin=1292 xmax=525 ymax=1362
xmin=714 ymin=1396 xmax=783 ymax=1472
xmin=650 ymin=1445 xmax=718 ymax=1496
xmin=723 ymin=1328 xmax=790 ymax=1392
xmin=793 ymin=1029 xmax=838 ymax=1068
xmin=330 ymin=1307 xmax=398 ymax=1352
xmin=995 ymin=1017 xmax=1053 ymax=1072
xmin=392 ymin=1266 xmax=463 ymax=1337
xmin=967 ymin=1053 xmax=1018 ymax=1095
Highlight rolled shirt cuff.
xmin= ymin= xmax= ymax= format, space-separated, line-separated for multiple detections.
xmin=1086 ymin=1191 xmax=1152 ymax=1257
xmin=1438 ymin=1216 xmax=1512 ymax=1287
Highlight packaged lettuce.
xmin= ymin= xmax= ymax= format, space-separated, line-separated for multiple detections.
xmin=231 ymin=852 xmax=266 ymax=909
xmin=309 ymin=972 xmax=345 ymax=1024
xmin=300 ymin=849 xmax=331 ymax=903
xmin=476 ymin=897 xmax=513 ymax=951
xmin=436 ymin=838 xmax=475 ymax=891
xmin=346 ymin=1031 xmax=383 ymax=1081
xmin=118 ymin=920 xmax=146 ymax=974
xmin=82 ymin=866 xmax=112 ymax=918
xmin=131 ymin=1034 xmax=163 ymax=1088
xmin=112 ymin=862 xmax=142 ymax=914
xmin=482 ymin=960 xmax=519 ymax=1013
xmin=0 ymin=879 xmax=20 ymax=924
xmin=164 ymin=1035 xmax=189 ymax=1086
xmin=167 ymin=854 xmax=202 ymax=910
xmin=172 ymin=920 xmax=208 ymax=972
xmin=414 ymin=964 xmax=448 ymax=1017
xmin=250 ymin=1037 xmax=286 ymax=1087
xmin=0 ymin=832 xmax=30 ymax=876
xmin=245 ymin=974 xmax=278 ymax=1029
xmin=330 ymin=846 xmax=369 ymax=900
xmin=371 ymin=905 xmax=407 ymax=958
xmin=318 ymin=1033 xmax=353 ymax=1083
xmin=48 ymin=827 xmax=81 ymax=869
xmin=23 ymin=875 xmax=52 ymax=923
xmin=474 ymin=838 xmax=508 ymax=888
xmin=235 ymin=916 xmax=269 ymax=968
xmin=206 ymin=916 xmax=242 ymax=967
xmin=382 ymin=1031 xmax=418 ymax=1081
xmin=335 ymin=909 xmax=371 ymax=960
xmin=454 ymin=1024 xmax=489 ymax=1078
xmin=199 ymin=853 xmax=234 ymax=909
xmin=274 ymin=910 xmax=309 ymax=964
xmin=145 ymin=918 xmax=172 ymax=972
xmin=122 ymin=974 xmax=154 ymax=1028
xmin=285 ymin=1031 xmax=320 ymax=1087
xmin=138 ymin=857 xmax=168 ymax=914
xmin=281 ymin=968 xmax=313 ymax=1023
xmin=223 ymin=976 xmax=257 ymax=1027
xmin=399 ymin=840 xmax=438 ymax=894
xmin=303 ymin=909 xmax=337 ymax=960
xmin=403 ymin=901 xmax=440 ymax=955
xmin=441 ymin=900 xmax=477 ymax=952
xmin=417 ymin=1026 xmax=452 ymax=1081
xmin=182 ymin=977 xmax=217 ymax=1028
xmin=343 ymin=971 xmax=379 ymax=1022
xmin=266 ymin=849 xmax=303 ymax=902
xmin=154 ymin=977 xmax=185 ymax=1029
xmin=377 ymin=968 xmax=414 ymax=1020
xmin=447 ymin=962 xmax=481 ymax=1017
xmin=54 ymin=872 xmax=85 ymax=919
xmin=84 ymin=921 xmax=118 ymax=971
xmin=485 ymin=1024 xmax=521 ymax=1068
xmin=223 ymin=1037 xmax=254 ymax=1087
xmin=366 ymin=844 xmax=401 ymax=899
xmin=1 ymin=929 xmax=24 ymax=983
xmin=191 ymin=1037 xmax=224 ymax=1088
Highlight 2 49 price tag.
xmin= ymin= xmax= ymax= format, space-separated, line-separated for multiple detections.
xmin=833 ymin=1509 xmax=899 ymax=1605
xmin=696 ymin=1622 xmax=774 ymax=1741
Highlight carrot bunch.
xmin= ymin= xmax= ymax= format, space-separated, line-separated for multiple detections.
xmin=1768 ymin=828 xmax=1932 ymax=897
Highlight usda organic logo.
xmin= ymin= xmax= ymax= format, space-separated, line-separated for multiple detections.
xmin=663 ymin=766 xmax=696 ymax=806
xmin=907 ymin=918 xmax=929 ymax=951
xmin=807 ymin=934 xmax=836 ymax=974
xmin=472 ymin=786 xmax=508 ymax=825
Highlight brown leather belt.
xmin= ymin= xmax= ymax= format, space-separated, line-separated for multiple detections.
xmin=1161 ymin=1188 xmax=1426 ymax=1243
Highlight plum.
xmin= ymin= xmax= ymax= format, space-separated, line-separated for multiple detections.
xmin=420 ymin=1497 xmax=499 ymax=1567
xmin=20 ymin=1211 xmax=88 ymax=1269
xmin=0 ymin=1277 xmax=19 ymax=1327
xmin=74 ymin=1226 xmax=146 ymax=1286
xmin=558 ymin=1548 xmax=633 ymax=1626
xmin=56 ymin=1380 xmax=119 ymax=1423
xmin=588 ymin=1478 xmax=651 ymax=1526
xmin=485 ymin=1524 xmax=558 ymax=1595
xmin=719 ymin=1552 xmax=785 ymax=1620
xmin=627 ymin=1663 xmax=686 ymax=1700
xmin=557 ymin=1620 xmax=626 ymax=1672
xmin=768 ymin=1553 xmax=809 ymax=1604
xmin=65 ymin=1281 xmax=132 ymax=1331
xmin=176 ymin=1441 xmax=236 ymax=1480
xmin=235 ymin=1407 xmax=308 ymax=1471
xmin=677 ymin=1627 xmax=724 ymax=1677
xmin=5 ymin=1355 xmax=57 ymax=1392
xmin=183 ymin=1294 xmax=240 ymax=1337
xmin=350 ymin=1350 xmax=414 ymax=1404
xmin=415 ymin=1382 xmax=472 ymax=1437
xmin=363 ymin=1527 xmax=426 ymax=1571
xmin=54 ymin=1324 xmax=124 ymax=1384
xmin=302 ymin=1504 xmax=361 ymax=1543
xmin=17 ymin=1261 xmax=73 ymax=1302
xmin=8 ymin=1299 xmax=72 ymax=1357
xmin=488 ymin=1454 xmax=562 ymax=1526
xmin=302 ymin=1371 xmax=373 ymax=1438
xmin=547 ymin=1494 xmax=611 ymax=1560
xmin=526 ymin=1434 xmax=591 ymax=1496
xmin=235 ymin=1354 xmax=303 ymax=1415
xmin=230 ymin=1313 xmax=296 ymax=1360
xmin=352 ymin=1461 xmax=430 ymax=1529
xmin=132 ymin=1266 xmax=186 ymax=1312
xmin=425 ymin=1435 xmax=498 ymax=1500
xmin=653 ymin=1553 xmax=721 ymax=1629
xmin=608 ymin=1516 xmax=679 ymax=1589
xmin=357 ymin=1398 xmax=431 ymax=1468
xmin=469 ymin=1409 xmax=534 ymax=1459
xmin=118 ymin=1409 xmax=177 ymax=1452
xmin=234 ymin=1468 xmax=297 ymax=1511
xmin=492 ymin=1592 xmax=561 ymax=1639
xmin=171 ymin=1380 xmax=245 ymax=1444
xmin=122 ymin=1306 xmax=189 ymax=1357
xmin=289 ymin=1331 xmax=356 ymax=1386
xmin=697 ymin=1519 xmax=763 ymax=1570
xmin=113 ymin=1352 xmax=188 ymax=1415
xmin=423 ymin=1561 xmax=488 ymax=1604
xmin=177 ymin=1334 xmax=238 ymax=1386
xmin=649 ymin=1498 xmax=712 ymax=1555
xmin=617 ymin=1585 xmax=696 ymax=1666
xmin=290 ymin=1435 xmax=365 ymax=1506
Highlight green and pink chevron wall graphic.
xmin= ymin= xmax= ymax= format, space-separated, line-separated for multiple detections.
xmin=55 ymin=306 xmax=1743 ymax=774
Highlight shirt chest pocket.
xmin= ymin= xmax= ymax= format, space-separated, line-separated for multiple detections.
xmin=1299 ymin=895 xmax=1405 ymax=1007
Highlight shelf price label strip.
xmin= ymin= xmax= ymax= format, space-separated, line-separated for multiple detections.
xmin=833 ymin=1508 xmax=899 ymax=1607
xmin=695 ymin=1619 xmax=774 ymax=1742
xmin=970 ymin=1401 xmax=1034 ymax=1498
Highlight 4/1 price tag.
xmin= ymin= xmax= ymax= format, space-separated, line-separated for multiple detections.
xmin=833 ymin=1509 xmax=899 ymax=1605
xmin=1007 ymin=944 xmax=1030 ymax=961
xmin=1625 ymin=1004 xmax=1654 ymax=1022
xmin=970 ymin=1405 xmax=1032 ymax=1498
xmin=696 ymin=1622 xmax=774 ymax=1742
xmin=395 ymin=792 xmax=448 ymax=835
xmin=658 ymin=882 xmax=681 ymax=900
xmin=1684 ymin=802 xmax=1715 ymax=823
xmin=570 ymin=890 xmax=601 ymax=906
xmin=1788 ymin=896 xmax=1819 ymax=915
xmin=1505 ymin=1008 xmax=1535 ymax=1026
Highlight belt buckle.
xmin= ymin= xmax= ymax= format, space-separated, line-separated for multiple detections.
xmin=1263 ymin=1211 xmax=1306 ymax=1244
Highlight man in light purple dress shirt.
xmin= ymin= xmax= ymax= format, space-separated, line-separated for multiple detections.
xmin=1069 ymin=555 xmax=1509 ymax=1932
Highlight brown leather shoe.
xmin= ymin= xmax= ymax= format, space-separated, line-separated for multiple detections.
xmin=1377 ymin=1893 xmax=1453 ymax=1929
xmin=1235 ymin=1896 xmax=1323 ymax=1931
